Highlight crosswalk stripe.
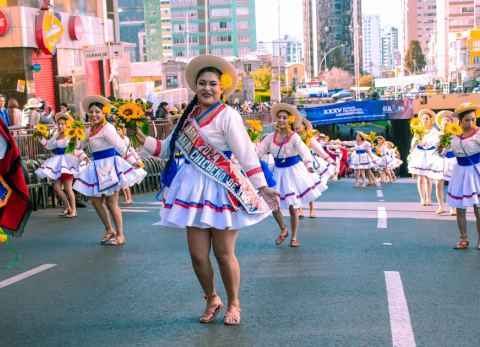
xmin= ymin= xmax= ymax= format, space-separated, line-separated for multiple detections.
xmin=0 ymin=264 xmax=57 ymax=289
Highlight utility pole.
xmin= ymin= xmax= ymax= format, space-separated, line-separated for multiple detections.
xmin=353 ymin=0 xmax=360 ymax=100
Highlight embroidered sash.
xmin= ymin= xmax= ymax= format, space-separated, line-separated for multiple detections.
xmin=175 ymin=119 xmax=268 ymax=215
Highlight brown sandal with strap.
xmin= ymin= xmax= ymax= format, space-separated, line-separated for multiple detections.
xmin=290 ymin=238 xmax=300 ymax=247
xmin=199 ymin=294 xmax=223 ymax=323
xmin=275 ymin=225 xmax=288 ymax=245
xmin=454 ymin=238 xmax=469 ymax=249
xmin=100 ymin=228 xmax=116 ymax=244
xmin=224 ymin=305 xmax=241 ymax=325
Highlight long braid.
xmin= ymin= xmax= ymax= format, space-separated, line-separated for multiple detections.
xmin=164 ymin=95 xmax=198 ymax=172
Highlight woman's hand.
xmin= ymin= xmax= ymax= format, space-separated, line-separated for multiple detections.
xmin=258 ymin=186 xmax=280 ymax=212
xmin=307 ymin=167 xmax=315 ymax=173
xmin=135 ymin=127 xmax=147 ymax=144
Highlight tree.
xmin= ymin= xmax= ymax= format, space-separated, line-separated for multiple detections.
xmin=251 ymin=67 xmax=272 ymax=90
xmin=320 ymin=67 xmax=353 ymax=89
xmin=359 ymin=75 xmax=373 ymax=87
xmin=404 ymin=40 xmax=426 ymax=75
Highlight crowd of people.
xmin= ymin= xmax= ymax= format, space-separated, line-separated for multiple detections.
xmin=3 ymin=54 xmax=480 ymax=327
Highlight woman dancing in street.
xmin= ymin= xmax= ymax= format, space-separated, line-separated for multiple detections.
xmin=445 ymin=103 xmax=480 ymax=249
xmin=73 ymin=96 xmax=147 ymax=246
xmin=36 ymin=112 xmax=86 ymax=218
xmin=257 ymin=103 xmax=324 ymax=245
xmin=339 ymin=132 xmax=376 ymax=188
xmin=408 ymin=109 xmax=440 ymax=206
xmin=137 ymin=55 xmax=280 ymax=325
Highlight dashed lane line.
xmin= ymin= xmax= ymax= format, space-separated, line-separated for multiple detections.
xmin=0 ymin=264 xmax=57 ymax=289
xmin=377 ymin=207 xmax=388 ymax=229
xmin=384 ymin=271 xmax=416 ymax=347
xmin=377 ymin=189 xmax=384 ymax=198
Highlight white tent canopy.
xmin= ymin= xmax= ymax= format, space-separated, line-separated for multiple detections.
xmin=374 ymin=74 xmax=433 ymax=88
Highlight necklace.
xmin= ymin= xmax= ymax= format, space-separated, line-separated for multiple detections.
xmin=195 ymin=101 xmax=222 ymax=124
xmin=89 ymin=123 xmax=105 ymax=138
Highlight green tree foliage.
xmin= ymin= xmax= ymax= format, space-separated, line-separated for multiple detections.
xmin=404 ymin=40 xmax=426 ymax=74
xmin=251 ymin=67 xmax=273 ymax=90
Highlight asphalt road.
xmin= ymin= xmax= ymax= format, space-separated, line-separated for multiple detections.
xmin=1 ymin=178 xmax=480 ymax=347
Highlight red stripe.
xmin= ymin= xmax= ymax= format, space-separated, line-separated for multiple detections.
xmin=153 ymin=140 xmax=162 ymax=157
xmin=200 ymin=104 xmax=227 ymax=128
xmin=246 ymin=167 xmax=262 ymax=177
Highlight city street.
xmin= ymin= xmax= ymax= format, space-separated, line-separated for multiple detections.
xmin=1 ymin=179 xmax=480 ymax=346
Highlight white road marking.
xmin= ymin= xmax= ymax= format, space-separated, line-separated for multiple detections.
xmin=384 ymin=271 xmax=416 ymax=347
xmin=377 ymin=207 xmax=387 ymax=229
xmin=377 ymin=190 xmax=384 ymax=198
xmin=0 ymin=264 xmax=57 ymax=289
xmin=89 ymin=209 xmax=153 ymax=213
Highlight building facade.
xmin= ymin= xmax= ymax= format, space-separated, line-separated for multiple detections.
xmin=362 ymin=15 xmax=381 ymax=77
xmin=303 ymin=0 xmax=362 ymax=80
xmin=118 ymin=0 xmax=144 ymax=62
xmin=448 ymin=29 xmax=480 ymax=84
xmin=402 ymin=0 xmax=436 ymax=58
xmin=170 ymin=0 xmax=256 ymax=58
xmin=381 ymin=26 xmax=399 ymax=72
xmin=272 ymin=35 xmax=303 ymax=64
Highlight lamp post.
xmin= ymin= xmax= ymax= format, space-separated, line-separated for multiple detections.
xmin=319 ymin=43 xmax=345 ymax=86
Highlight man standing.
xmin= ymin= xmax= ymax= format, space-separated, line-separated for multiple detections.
xmin=0 ymin=95 xmax=10 ymax=127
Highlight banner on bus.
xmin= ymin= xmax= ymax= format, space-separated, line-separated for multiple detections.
xmin=301 ymin=99 xmax=414 ymax=125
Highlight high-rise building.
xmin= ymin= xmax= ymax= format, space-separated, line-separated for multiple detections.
xmin=144 ymin=0 xmax=173 ymax=62
xmin=170 ymin=0 xmax=257 ymax=58
xmin=303 ymin=0 xmax=362 ymax=80
xmin=401 ymin=0 xmax=436 ymax=58
xmin=272 ymin=35 xmax=303 ymax=64
xmin=362 ymin=15 xmax=381 ymax=77
xmin=118 ymin=0 xmax=145 ymax=62
xmin=381 ymin=26 xmax=399 ymax=72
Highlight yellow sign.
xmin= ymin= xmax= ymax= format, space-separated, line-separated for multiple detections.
xmin=36 ymin=10 xmax=64 ymax=55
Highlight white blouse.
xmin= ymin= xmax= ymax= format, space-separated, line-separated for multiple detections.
xmin=41 ymin=134 xmax=87 ymax=160
xmin=256 ymin=130 xmax=314 ymax=168
xmin=412 ymin=128 xmax=440 ymax=148
xmin=143 ymin=105 xmax=267 ymax=189
xmin=310 ymin=137 xmax=334 ymax=163
xmin=451 ymin=128 xmax=480 ymax=157
xmin=342 ymin=140 xmax=372 ymax=152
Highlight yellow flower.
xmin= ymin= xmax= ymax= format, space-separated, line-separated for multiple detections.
xmin=288 ymin=115 xmax=295 ymax=124
xmin=65 ymin=119 xmax=73 ymax=128
xmin=0 ymin=233 xmax=7 ymax=243
xmin=36 ymin=123 xmax=48 ymax=136
xmin=118 ymin=103 xmax=144 ymax=121
xmin=445 ymin=123 xmax=462 ymax=136
xmin=102 ymin=105 xmax=113 ymax=115
xmin=410 ymin=118 xmax=421 ymax=127
xmin=65 ymin=127 xmax=77 ymax=139
xmin=246 ymin=119 xmax=263 ymax=132
xmin=75 ymin=128 xmax=86 ymax=141
xmin=220 ymin=73 xmax=233 ymax=90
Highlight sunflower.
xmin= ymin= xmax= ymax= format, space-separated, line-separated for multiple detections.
xmin=410 ymin=118 xmax=421 ymax=127
xmin=36 ymin=123 xmax=49 ymax=136
xmin=220 ymin=73 xmax=233 ymax=90
xmin=445 ymin=123 xmax=462 ymax=136
xmin=65 ymin=127 xmax=77 ymax=139
xmin=0 ymin=233 xmax=7 ymax=243
xmin=118 ymin=102 xmax=144 ymax=121
xmin=75 ymin=128 xmax=86 ymax=141
xmin=288 ymin=115 xmax=295 ymax=124
xmin=245 ymin=119 xmax=263 ymax=132
xmin=102 ymin=105 xmax=113 ymax=115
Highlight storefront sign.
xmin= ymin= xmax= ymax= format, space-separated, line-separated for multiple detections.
xmin=83 ymin=43 xmax=123 ymax=61
xmin=303 ymin=99 xmax=414 ymax=125
xmin=68 ymin=16 xmax=83 ymax=41
xmin=0 ymin=10 xmax=9 ymax=36
xmin=35 ymin=10 xmax=64 ymax=55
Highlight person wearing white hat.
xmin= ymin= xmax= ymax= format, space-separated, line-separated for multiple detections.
xmin=73 ymin=96 xmax=147 ymax=246
xmin=257 ymin=103 xmax=325 ymax=246
xmin=24 ymin=98 xmax=42 ymax=128
xmin=36 ymin=112 xmax=87 ymax=218
xmin=446 ymin=103 xmax=480 ymax=249
xmin=408 ymin=109 xmax=440 ymax=206
xmin=137 ymin=55 xmax=280 ymax=325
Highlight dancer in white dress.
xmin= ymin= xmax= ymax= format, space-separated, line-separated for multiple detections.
xmin=257 ymin=103 xmax=325 ymax=247
xmin=339 ymin=132 xmax=376 ymax=188
xmin=445 ymin=103 xmax=480 ymax=249
xmin=137 ymin=55 xmax=280 ymax=325
xmin=36 ymin=112 xmax=86 ymax=218
xmin=73 ymin=96 xmax=147 ymax=246
xmin=294 ymin=116 xmax=335 ymax=218
xmin=408 ymin=109 xmax=440 ymax=206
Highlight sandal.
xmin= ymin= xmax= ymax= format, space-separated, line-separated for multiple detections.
xmin=454 ymin=238 xmax=469 ymax=249
xmin=110 ymin=236 xmax=126 ymax=246
xmin=64 ymin=210 xmax=77 ymax=218
xmin=309 ymin=210 xmax=316 ymax=218
xmin=354 ymin=182 xmax=359 ymax=188
xmin=298 ymin=209 xmax=304 ymax=219
xmin=59 ymin=209 xmax=70 ymax=217
xmin=199 ymin=294 xmax=224 ymax=323
xmin=224 ymin=305 xmax=241 ymax=325
xmin=275 ymin=226 xmax=288 ymax=245
xmin=425 ymin=199 xmax=432 ymax=206
xmin=290 ymin=238 xmax=300 ymax=247
xmin=435 ymin=208 xmax=445 ymax=215
xmin=100 ymin=228 xmax=116 ymax=244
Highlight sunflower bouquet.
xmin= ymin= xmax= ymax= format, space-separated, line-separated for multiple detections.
xmin=245 ymin=119 xmax=263 ymax=142
xmin=410 ymin=118 xmax=427 ymax=140
xmin=438 ymin=123 xmax=462 ymax=150
xmin=110 ymin=97 xmax=149 ymax=148
xmin=300 ymin=129 xmax=315 ymax=147
xmin=65 ymin=115 xmax=86 ymax=154
xmin=33 ymin=123 xmax=50 ymax=140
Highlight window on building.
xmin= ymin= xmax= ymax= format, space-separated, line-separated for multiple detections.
xmin=236 ymin=7 xmax=249 ymax=16
xmin=211 ymin=8 xmax=230 ymax=17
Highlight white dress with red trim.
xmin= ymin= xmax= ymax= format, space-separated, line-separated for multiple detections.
xmin=257 ymin=131 xmax=325 ymax=209
xmin=73 ymin=123 xmax=147 ymax=197
xmin=35 ymin=136 xmax=85 ymax=180
xmin=447 ymin=129 xmax=480 ymax=208
xmin=408 ymin=129 xmax=442 ymax=177
xmin=142 ymin=104 xmax=270 ymax=230
xmin=309 ymin=137 xmax=335 ymax=185
xmin=342 ymin=140 xmax=375 ymax=170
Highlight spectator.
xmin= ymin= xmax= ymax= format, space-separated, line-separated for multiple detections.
xmin=39 ymin=101 xmax=55 ymax=124
xmin=155 ymin=101 xmax=169 ymax=120
xmin=24 ymin=98 xmax=42 ymax=127
xmin=145 ymin=101 xmax=154 ymax=119
xmin=60 ymin=102 xmax=69 ymax=113
xmin=7 ymin=98 xmax=23 ymax=127
xmin=0 ymin=95 xmax=10 ymax=126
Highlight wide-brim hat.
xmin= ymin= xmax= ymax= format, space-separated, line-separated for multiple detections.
xmin=81 ymin=95 xmax=112 ymax=114
xmin=452 ymin=102 xmax=480 ymax=118
xmin=376 ymin=135 xmax=385 ymax=142
xmin=357 ymin=131 xmax=370 ymax=141
xmin=418 ymin=108 xmax=436 ymax=119
xmin=384 ymin=141 xmax=394 ymax=148
xmin=270 ymin=103 xmax=302 ymax=127
xmin=435 ymin=110 xmax=455 ymax=128
xmin=54 ymin=112 xmax=73 ymax=123
xmin=185 ymin=55 xmax=238 ymax=97
xmin=300 ymin=116 xmax=314 ymax=131
xmin=24 ymin=98 xmax=43 ymax=109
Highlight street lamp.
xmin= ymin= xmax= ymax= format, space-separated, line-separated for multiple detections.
xmin=319 ymin=43 xmax=345 ymax=85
